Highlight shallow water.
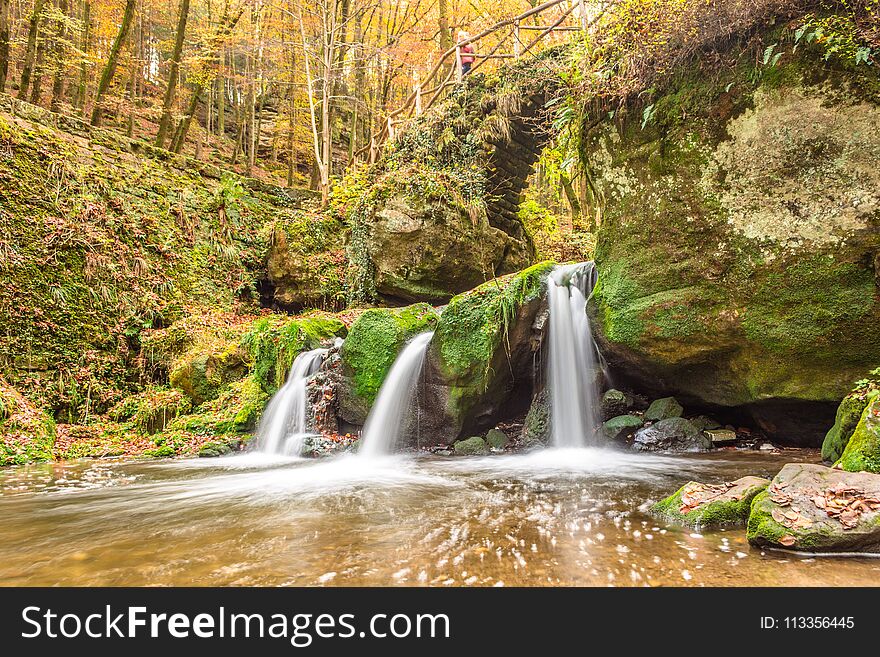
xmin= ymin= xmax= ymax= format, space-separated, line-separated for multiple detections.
xmin=1 ymin=448 xmax=878 ymax=586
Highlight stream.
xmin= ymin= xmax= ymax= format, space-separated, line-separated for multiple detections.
xmin=1 ymin=448 xmax=878 ymax=586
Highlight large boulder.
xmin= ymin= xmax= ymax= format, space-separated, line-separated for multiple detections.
xmin=652 ymin=476 xmax=769 ymax=528
xmin=364 ymin=193 xmax=533 ymax=304
xmin=748 ymin=463 xmax=880 ymax=553
xmin=418 ymin=262 xmax=556 ymax=445
xmin=337 ymin=303 xmax=439 ymax=425
xmin=602 ymin=414 xmax=643 ymax=442
xmin=838 ymin=391 xmax=880 ymax=474
xmin=632 ymin=417 xmax=710 ymax=452
xmin=586 ymin=46 xmax=880 ymax=445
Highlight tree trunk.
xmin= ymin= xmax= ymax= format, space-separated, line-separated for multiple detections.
xmin=19 ymin=0 xmax=48 ymax=100
xmin=559 ymin=171 xmax=580 ymax=232
xmin=29 ymin=36 xmax=47 ymax=105
xmin=75 ymin=1 xmax=91 ymax=111
xmin=0 ymin=0 xmax=10 ymax=92
xmin=171 ymin=5 xmax=245 ymax=154
xmin=438 ymin=0 xmax=450 ymax=49
xmin=215 ymin=64 xmax=225 ymax=136
xmin=155 ymin=0 xmax=190 ymax=148
xmin=50 ymin=0 xmax=71 ymax=111
xmin=90 ymin=0 xmax=137 ymax=126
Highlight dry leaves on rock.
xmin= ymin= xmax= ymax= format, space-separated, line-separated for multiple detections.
xmin=678 ymin=481 xmax=733 ymax=514
xmin=811 ymin=485 xmax=880 ymax=530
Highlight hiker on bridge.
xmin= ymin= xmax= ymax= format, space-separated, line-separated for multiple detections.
xmin=457 ymin=30 xmax=476 ymax=76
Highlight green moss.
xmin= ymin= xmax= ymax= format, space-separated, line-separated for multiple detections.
xmin=341 ymin=303 xmax=439 ymax=404
xmin=822 ymin=392 xmax=871 ymax=462
xmin=166 ymin=375 xmax=269 ymax=438
xmin=837 ymin=392 xmax=880 ymax=473
xmin=109 ymin=386 xmax=192 ymax=434
xmin=453 ymin=436 xmax=489 ymax=455
xmin=742 ymin=257 xmax=875 ymax=355
xmin=747 ymin=489 xmax=839 ymax=551
xmin=436 ymin=261 xmax=554 ymax=382
xmin=602 ymin=414 xmax=643 ymax=440
xmin=241 ymin=314 xmax=346 ymax=392
xmin=653 ymin=479 xmax=768 ymax=528
xmin=0 ymin=378 xmax=56 ymax=465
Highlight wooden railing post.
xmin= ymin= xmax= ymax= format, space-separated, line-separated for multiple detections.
xmin=514 ymin=20 xmax=521 ymax=58
xmin=414 ymin=73 xmax=422 ymax=115
xmin=455 ymin=46 xmax=463 ymax=83
xmin=387 ymin=116 xmax=395 ymax=141
xmin=579 ymin=0 xmax=587 ymax=31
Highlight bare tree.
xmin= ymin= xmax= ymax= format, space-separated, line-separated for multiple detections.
xmin=155 ymin=0 xmax=191 ymax=147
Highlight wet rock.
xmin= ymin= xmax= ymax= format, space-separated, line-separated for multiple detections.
xmin=419 ymin=263 xmax=555 ymax=446
xmin=486 ymin=429 xmax=509 ymax=450
xmin=632 ymin=418 xmax=710 ymax=452
xmin=748 ymin=463 xmax=880 ymax=553
xmin=644 ymin=397 xmax=683 ymax=422
xmin=689 ymin=415 xmax=722 ymax=432
xmin=602 ymin=414 xmax=643 ymax=442
xmin=453 ymin=436 xmax=489 ymax=456
xmin=653 ymin=476 xmax=770 ymax=528
xmin=601 ymin=389 xmax=632 ymax=420
xmin=522 ymin=389 xmax=550 ymax=446
xmin=198 ymin=438 xmax=241 ymax=458
xmin=301 ymin=434 xmax=358 ymax=457
xmin=705 ymin=428 xmax=738 ymax=446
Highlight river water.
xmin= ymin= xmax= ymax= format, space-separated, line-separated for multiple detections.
xmin=1 ymin=448 xmax=877 ymax=586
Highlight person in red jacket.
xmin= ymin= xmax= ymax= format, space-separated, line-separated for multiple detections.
xmin=458 ymin=30 xmax=475 ymax=76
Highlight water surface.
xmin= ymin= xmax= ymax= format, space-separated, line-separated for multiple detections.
xmin=1 ymin=448 xmax=878 ymax=586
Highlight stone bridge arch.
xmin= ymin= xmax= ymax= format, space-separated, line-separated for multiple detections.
xmin=346 ymin=50 xmax=567 ymax=305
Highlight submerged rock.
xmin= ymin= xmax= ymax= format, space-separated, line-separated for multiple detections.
xmin=748 ymin=463 xmax=880 ymax=553
xmin=198 ymin=438 xmax=241 ymax=458
xmin=632 ymin=418 xmax=710 ymax=453
xmin=838 ymin=392 xmax=880 ymax=474
xmin=587 ymin=44 xmax=880 ymax=445
xmin=602 ymin=414 xmax=643 ymax=442
xmin=644 ymin=397 xmax=683 ymax=422
xmin=822 ymin=391 xmax=873 ymax=464
xmin=653 ymin=476 xmax=769 ymax=528
xmin=454 ymin=436 xmax=489 ymax=456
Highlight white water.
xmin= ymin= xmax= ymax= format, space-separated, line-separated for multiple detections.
xmin=359 ymin=332 xmax=434 ymax=458
xmin=255 ymin=348 xmax=327 ymax=456
xmin=547 ymin=263 xmax=601 ymax=448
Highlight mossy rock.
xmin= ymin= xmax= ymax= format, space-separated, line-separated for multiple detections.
xmin=602 ymin=414 xmax=643 ymax=441
xmin=823 ymin=392 xmax=873 ymax=463
xmin=198 ymin=438 xmax=242 ymax=458
xmin=587 ymin=44 xmax=880 ymax=444
xmin=652 ymin=476 xmax=769 ymax=528
xmin=644 ymin=397 xmax=683 ymax=422
xmin=522 ymin=389 xmax=550 ymax=446
xmin=747 ymin=463 xmax=880 ymax=553
xmin=419 ymin=262 xmax=556 ymax=444
xmin=689 ymin=415 xmax=722 ymax=432
xmin=454 ymin=436 xmax=489 ymax=455
xmin=486 ymin=428 xmax=509 ymax=450
xmin=600 ymin=389 xmax=631 ymax=420
xmin=837 ymin=392 xmax=880 ymax=474
xmin=165 ymin=375 xmax=268 ymax=439
xmin=340 ymin=303 xmax=439 ymax=406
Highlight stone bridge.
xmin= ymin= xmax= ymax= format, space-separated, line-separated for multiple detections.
xmin=348 ymin=50 xmax=567 ymax=305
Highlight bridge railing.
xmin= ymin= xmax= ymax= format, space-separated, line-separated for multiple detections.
xmin=357 ymin=0 xmax=612 ymax=164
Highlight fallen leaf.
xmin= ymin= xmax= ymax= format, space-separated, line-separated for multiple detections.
xmin=779 ymin=535 xmax=796 ymax=547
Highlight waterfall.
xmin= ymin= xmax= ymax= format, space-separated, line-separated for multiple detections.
xmin=255 ymin=348 xmax=327 ymax=456
xmin=359 ymin=332 xmax=434 ymax=458
xmin=547 ymin=262 xmax=601 ymax=448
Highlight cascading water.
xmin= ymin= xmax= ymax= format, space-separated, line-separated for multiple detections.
xmin=547 ymin=262 xmax=601 ymax=448
xmin=255 ymin=348 xmax=327 ymax=456
xmin=359 ymin=331 xmax=434 ymax=458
